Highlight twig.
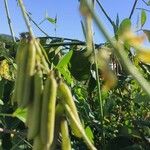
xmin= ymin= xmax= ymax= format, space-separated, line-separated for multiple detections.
xmin=95 ymin=0 xmax=114 ymax=27
xmin=141 ymin=0 xmax=149 ymax=5
xmin=18 ymin=0 xmax=34 ymax=37
xmin=84 ymin=0 xmax=150 ymax=97
xmin=39 ymin=37 xmax=103 ymax=48
xmin=136 ymin=7 xmax=150 ymax=13
xmin=39 ymin=36 xmax=83 ymax=42
xmin=26 ymin=12 xmax=50 ymax=37
xmin=129 ymin=0 xmax=138 ymax=19
xmin=3 ymin=0 xmax=16 ymax=42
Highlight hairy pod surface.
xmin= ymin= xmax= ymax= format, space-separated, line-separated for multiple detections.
xmin=61 ymin=116 xmax=72 ymax=150
xmin=16 ymin=42 xmax=29 ymax=105
xmin=32 ymin=135 xmax=44 ymax=150
xmin=21 ymin=38 xmax=36 ymax=107
xmin=50 ymin=103 xmax=64 ymax=150
xmin=41 ymin=72 xmax=57 ymax=147
xmin=27 ymin=70 xmax=43 ymax=140
xmin=58 ymin=81 xmax=82 ymax=137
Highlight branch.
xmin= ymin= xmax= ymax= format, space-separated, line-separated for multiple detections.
xmin=141 ymin=0 xmax=149 ymax=5
xmin=129 ymin=0 xmax=138 ymax=19
xmin=26 ymin=12 xmax=50 ymax=37
xmin=18 ymin=0 xmax=34 ymax=37
xmin=4 ymin=0 xmax=16 ymax=42
xmin=136 ymin=7 xmax=150 ymax=13
xmin=95 ymin=0 xmax=114 ymax=27
xmin=41 ymin=39 xmax=103 ymax=48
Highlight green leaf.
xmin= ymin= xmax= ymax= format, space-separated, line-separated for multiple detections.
xmin=46 ymin=17 xmax=56 ymax=24
xmin=57 ymin=50 xmax=73 ymax=68
xmin=141 ymin=10 xmax=147 ymax=27
xmin=118 ymin=18 xmax=131 ymax=36
xmin=57 ymin=67 xmax=73 ymax=84
xmin=0 ymin=99 xmax=4 ymax=105
xmin=85 ymin=126 xmax=94 ymax=143
xmin=143 ymin=29 xmax=150 ymax=41
xmin=13 ymin=108 xmax=27 ymax=123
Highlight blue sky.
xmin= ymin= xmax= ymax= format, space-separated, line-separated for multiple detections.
xmin=0 ymin=0 xmax=150 ymax=43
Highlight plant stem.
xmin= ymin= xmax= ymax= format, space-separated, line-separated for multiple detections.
xmin=95 ymin=0 xmax=114 ymax=27
xmin=136 ymin=7 xmax=150 ymax=12
xmin=129 ymin=0 xmax=138 ymax=19
xmin=0 ymin=113 xmax=14 ymax=117
xmin=84 ymin=0 xmax=150 ymax=97
xmin=4 ymin=0 xmax=16 ymax=43
xmin=26 ymin=12 xmax=50 ymax=37
xmin=18 ymin=0 xmax=34 ymax=37
xmin=93 ymin=45 xmax=105 ymax=147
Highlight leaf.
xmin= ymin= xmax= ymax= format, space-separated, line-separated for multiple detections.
xmin=46 ymin=17 xmax=56 ymax=24
xmin=143 ymin=29 xmax=150 ymax=41
xmin=85 ymin=126 xmax=94 ymax=143
xmin=116 ymin=14 xmax=119 ymax=27
xmin=118 ymin=18 xmax=131 ymax=36
xmin=13 ymin=108 xmax=27 ymax=123
xmin=141 ymin=10 xmax=147 ymax=27
xmin=56 ymin=50 xmax=73 ymax=68
xmin=0 ymin=99 xmax=4 ymax=105
xmin=58 ymin=67 xmax=73 ymax=84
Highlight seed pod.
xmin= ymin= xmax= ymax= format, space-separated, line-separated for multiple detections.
xmin=57 ymin=81 xmax=82 ymax=137
xmin=60 ymin=116 xmax=71 ymax=150
xmin=11 ymin=39 xmax=27 ymax=104
xmin=21 ymin=38 xmax=36 ymax=107
xmin=32 ymin=135 xmax=44 ymax=150
xmin=50 ymin=103 xmax=64 ymax=150
xmin=40 ymin=72 xmax=57 ymax=147
xmin=64 ymin=104 xmax=97 ymax=150
xmin=27 ymin=69 xmax=43 ymax=140
xmin=16 ymin=42 xmax=29 ymax=105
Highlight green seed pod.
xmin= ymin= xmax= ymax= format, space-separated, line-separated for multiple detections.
xmin=40 ymin=72 xmax=57 ymax=147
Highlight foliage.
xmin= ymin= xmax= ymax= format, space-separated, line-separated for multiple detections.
xmin=0 ymin=0 xmax=150 ymax=150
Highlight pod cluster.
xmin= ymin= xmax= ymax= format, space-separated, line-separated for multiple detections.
xmin=12 ymin=37 xmax=96 ymax=150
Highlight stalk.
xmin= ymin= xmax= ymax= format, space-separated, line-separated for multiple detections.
xmin=18 ymin=0 xmax=34 ymax=37
xmin=4 ymin=0 xmax=16 ymax=42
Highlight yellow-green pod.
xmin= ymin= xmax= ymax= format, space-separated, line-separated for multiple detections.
xmin=11 ymin=39 xmax=27 ymax=104
xmin=61 ymin=116 xmax=72 ymax=150
xmin=27 ymin=69 xmax=43 ymax=140
xmin=32 ymin=135 xmax=44 ymax=150
xmin=40 ymin=72 xmax=57 ymax=147
xmin=16 ymin=43 xmax=29 ymax=105
xmin=21 ymin=38 xmax=36 ymax=107
xmin=57 ymin=81 xmax=82 ymax=137
xmin=50 ymin=103 xmax=64 ymax=150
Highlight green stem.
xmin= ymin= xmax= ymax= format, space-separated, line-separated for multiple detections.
xmin=26 ymin=12 xmax=49 ymax=37
xmin=95 ymin=0 xmax=114 ymax=27
xmin=4 ymin=0 xmax=16 ymax=42
xmin=18 ymin=0 xmax=34 ymax=37
xmin=84 ymin=0 xmax=150 ymax=97
xmin=93 ymin=45 xmax=105 ymax=147
xmin=0 ymin=113 xmax=14 ymax=117
xmin=129 ymin=0 xmax=138 ymax=19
